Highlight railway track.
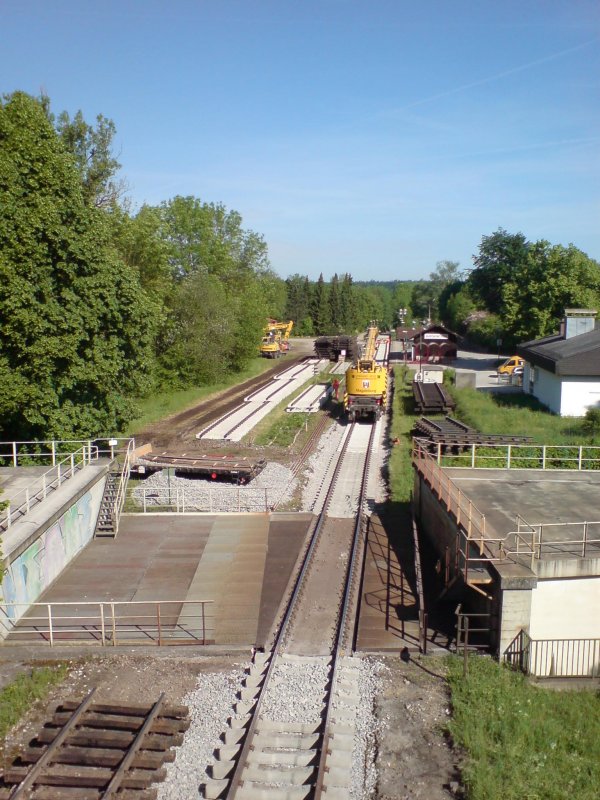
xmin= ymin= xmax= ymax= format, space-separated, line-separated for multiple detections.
xmin=203 ymin=421 xmax=378 ymax=799
xmin=0 ymin=690 xmax=189 ymax=799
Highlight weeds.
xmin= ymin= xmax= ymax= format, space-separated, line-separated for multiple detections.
xmin=0 ymin=663 xmax=70 ymax=740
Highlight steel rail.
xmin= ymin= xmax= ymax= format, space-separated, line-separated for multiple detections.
xmin=226 ymin=420 xmax=377 ymax=799
xmin=313 ymin=423 xmax=376 ymax=798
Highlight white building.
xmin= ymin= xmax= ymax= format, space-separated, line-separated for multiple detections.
xmin=517 ymin=310 xmax=600 ymax=416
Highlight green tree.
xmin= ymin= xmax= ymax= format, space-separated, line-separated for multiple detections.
xmin=311 ymin=273 xmax=331 ymax=334
xmin=0 ymin=92 xmax=156 ymax=439
xmin=469 ymin=229 xmax=530 ymax=313
xmin=54 ymin=108 xmax=125 ymax=208
xmin=329 ymin=273 xmax=342 ymax=331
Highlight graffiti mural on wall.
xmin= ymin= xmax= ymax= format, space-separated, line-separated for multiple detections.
xmin=1 ymin=479 xmax=104 ymax=621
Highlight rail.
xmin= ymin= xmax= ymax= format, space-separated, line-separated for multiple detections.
xmin=0 ymin=600 xmax=214 ymax=646
xmin=428 ymin=441 xmax=600 ymax=470
xmin=505 ymin=629 xmax=600 ymax=677
xmin=412 ymin=516 xmax=428 ymax=653
xmin=413 ymin=442 xmax=488 ymax=544
xmin=0 ymin=445 xmax=94 ymax=531
xmin=112 ymin=438 xmax=136 ymax=535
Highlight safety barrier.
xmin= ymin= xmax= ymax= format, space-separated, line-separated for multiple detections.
xmin=129 ymin=486 xmax=277 ymax=514
xmin=0 ymin=600 xmax=214 ymax=647
xmin=505 ymin=629 xmax=600 ymax=677
xmin=428 ymin=441 xmax=600 ymax=471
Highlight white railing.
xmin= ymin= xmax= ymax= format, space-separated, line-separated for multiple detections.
xmin=130 ymin=486 xmax=278 ymax=514
xmin=0 ymin=600 xmax=214 ymax=646
xmin=112 ymin=438 xmax=136 ymax=535
xmin=433 ymin=442 xmax=600 ymax=471
xmin=0 ymin=438 xmax=135 ymax=532
xmin=0 ymin=446 xmax=93 ymax=531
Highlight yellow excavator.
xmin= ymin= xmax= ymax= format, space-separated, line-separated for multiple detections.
xmin=260 ymin=320 xmax=294 ymax=358
xmin=343 ymin=325 xmax=388 ymax=421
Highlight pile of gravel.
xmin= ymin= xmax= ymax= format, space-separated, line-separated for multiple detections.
xmin=130 ymin=462 xmax=296 ymax=513
xmin=157 ymin=662 xmax=248 ymax=800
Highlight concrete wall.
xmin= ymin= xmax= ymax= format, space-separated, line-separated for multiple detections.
xmin=529 ymin=367 xmax=561 ymax=414
xmin=560 ymin=378 xmax=600 ymax=416
xmin=0 ymin=479 xmax=105 ymax=629
xmin=530 ymin=577 xmax=600 ymax=639
xmin=526 ymin=365 xmax=600 ymax=417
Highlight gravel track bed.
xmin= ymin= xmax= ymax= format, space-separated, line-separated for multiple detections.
xmin=260 ymin=657 xmax=331 ymax=724
xmin=157 ymin=661 xmax=249 ymax=800
xmin=131 ymin=462 xmax=297 ymax=512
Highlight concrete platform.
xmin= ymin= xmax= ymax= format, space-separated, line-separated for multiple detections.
xmin=446 ymin=467 xmax=600 ymax=567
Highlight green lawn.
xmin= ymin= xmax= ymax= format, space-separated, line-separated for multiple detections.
xmin=125 ymin=357 xmax=280 ymax=435
xmin=447 ymin=655 xmax=600 ymax=800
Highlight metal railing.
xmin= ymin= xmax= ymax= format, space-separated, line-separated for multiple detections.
xmin=412 ymin=516 xmax=428 ymax=653
xmin=0 ymin=446 xmax=94 ymax=532
xmin=129 ymin=486 xmax=277 ymax=514
xmin=505 ymin=629 xmax=600 ymax=677
xmin=112 ymin=438 xmax=136 ymax=535
xmin=0 ymin=600 xmax=214 ymax=647
xmin=456 ymin=604 xmax=493 ymax=675
xmin=0 ymin=438 xmax=135 ymax=532
xmin=428 ymin=441 xmax=600 ymax=471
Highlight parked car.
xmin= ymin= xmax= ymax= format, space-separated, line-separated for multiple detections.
xmin=497 ymin=356 xmax=525 ymax=375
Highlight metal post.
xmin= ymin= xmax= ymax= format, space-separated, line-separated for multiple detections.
xmin=111 ymin=602 xmax=117 ymax=646
xmin=25 ymin=488 xmax=30 ymax=512
xmin=471 ymin=444 xmax=475 ymax=468
xmin=51 ymin=440 xmax=56 ymax=467
xmin=463 ymin=616 xmax=469 ymax=676
xmin=48 ymin=605 xmax=54 ymax=647
xmin=100 ymin=603 xmax=106 ymax=646
xmin=578 ymin=446 xmax=583 ymax=470
xmin=202 ymin=602 xmax=206 ymax=643
xmin=12 ymin=441 xmax=17 ymax=468
xmin=157 ymin=603 xmax=162 ymax=646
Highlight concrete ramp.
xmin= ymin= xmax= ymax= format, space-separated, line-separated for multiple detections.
xmin=180 ymin=516 xmax=269 ymax=644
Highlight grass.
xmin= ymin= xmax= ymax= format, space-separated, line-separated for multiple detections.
xmin=0 ymin=663 xmax=70 ymax=740
xmin=448 ymin=385 xmax=593 ymax=446
xmin=388 ymin=365 xmax=419 ymax=502
xmin=447 ymin=655 xmax=600 ymax=800
xmin=125 ymin=357 xmax=278 ymax=435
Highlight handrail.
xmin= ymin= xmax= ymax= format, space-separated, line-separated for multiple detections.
xmin=0 ymin=445 xmax=95 ymax=531
xmin=112 ymin=438 xmax=136 ymax=535
xmin=0 ymin=600 xmax=214 ymax=646
xmin=430 ymin=441 xmax=600 ymax=471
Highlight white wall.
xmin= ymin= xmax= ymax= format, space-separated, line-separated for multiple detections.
xmin=530 ymin=577 xmax=600 ymax=639
xmin=528 ymin=367 xmax=562 ymax=414
xmin=560 ymin=379 xmax=600 ymax=416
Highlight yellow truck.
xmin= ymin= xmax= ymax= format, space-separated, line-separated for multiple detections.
xmin=497 ymin=355 xmax=524 ymax=375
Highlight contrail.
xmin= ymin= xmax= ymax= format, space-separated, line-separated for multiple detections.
xmin=399 ymin=38 xmax=598 ymax=111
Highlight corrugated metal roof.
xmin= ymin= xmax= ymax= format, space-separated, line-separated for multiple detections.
xmin=517 ymin=327 xmax=600 ymax=376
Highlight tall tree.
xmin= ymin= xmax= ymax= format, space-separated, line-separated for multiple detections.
xmin=0 ymin=92 xmax=156 ymax=439
xmin=469 ymin=229 xmax=530 ymax=313
xmin=311 ymin=273 xmax=331 ymax=334
xmin=54 ymin=108 xmax=125 ymax=208
xmin=329 ymin=273 xmax=342 ymax=331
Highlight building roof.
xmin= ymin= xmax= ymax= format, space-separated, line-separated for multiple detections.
xmin=517 ymin=326 xmax=600 ymax=376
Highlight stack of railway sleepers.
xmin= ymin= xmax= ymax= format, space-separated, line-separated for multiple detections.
xmin=0 ymin=691 xmax=189 ymax=799
xmin=414 ymin=415 xmax=534 ymax=447
xmin=314 ymin=335 xmax=359 ymax=361
xmin=412 ymin=381 xmax=456 ymax=413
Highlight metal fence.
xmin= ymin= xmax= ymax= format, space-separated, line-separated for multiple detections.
xmin=0 ymin=600 xmax=214 ymax=647
xmin=0 ymin=437 xmax=135 ymax=532
xmin=128 ymin=486 xmax=279 ymax=514
xmin=505 ymin=629 xmax=600 ymax=677
xmin=428 ymin=442 xmax=600 ymax=471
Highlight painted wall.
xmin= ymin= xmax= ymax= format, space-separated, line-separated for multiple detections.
xmin=528 ymin=576 xmax=600 ymax=676
xmin=528 ymin=367 xmax=562 ymax=414
xmin=0 ymin=479 xmax=104 ymax=628
xmin=560 ymin=379 xmax=600 ymax=416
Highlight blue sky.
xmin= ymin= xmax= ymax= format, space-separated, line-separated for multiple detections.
xmin=1 ymin=0 xmax=599 ymax=281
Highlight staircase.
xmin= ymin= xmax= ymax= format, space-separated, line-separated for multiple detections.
xmin=94 ymin=468 xmax=121 ymax=538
